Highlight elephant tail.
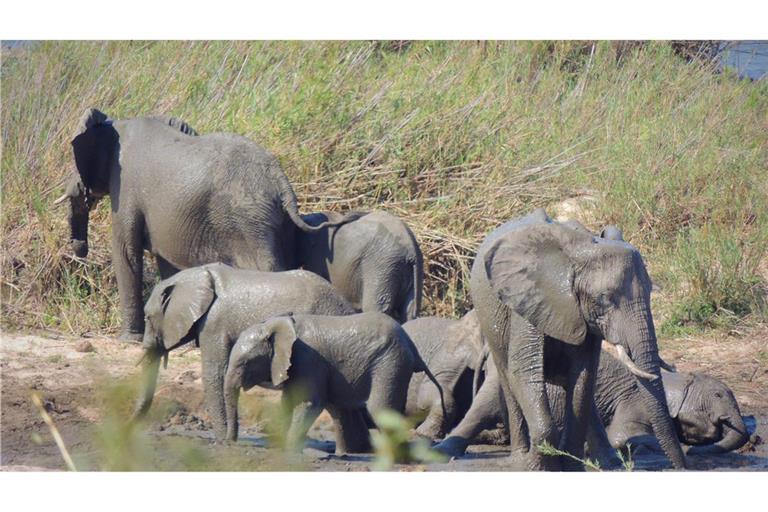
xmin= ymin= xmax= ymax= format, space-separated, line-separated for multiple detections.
xmin=406 ymin=337 xmax=447 ymax=421
xmin=402 ymin=240 xmax=424 ymax=322
xmin=471 ymin=344 xmax=490 ymax=398
xmin=274 ymin=167 xmax=365 ymax=232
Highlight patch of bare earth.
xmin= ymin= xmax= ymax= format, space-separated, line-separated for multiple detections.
xmin=1 ymin=327 xmax=766 ymax=471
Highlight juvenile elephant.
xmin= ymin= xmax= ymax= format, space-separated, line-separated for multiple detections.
xmin=56 ymin=108 xmax=357 ymax=340
xmin=297 ymin=210 xmax=424 ymax=322
xmin=134 ymin=263 xmax=356 ymax=439
xmin=224 ymin=313 xmax=444 ymax=453
xmin=404 ymin=310 xmax=486 ymax=438
xmin=450 ymin=208 xmax=685 ymax=470
xmin=594 ymin=349 xmax=750 ymax=455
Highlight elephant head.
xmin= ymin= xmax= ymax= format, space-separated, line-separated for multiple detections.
xmin=53 ymin=173 xmax=95 ymax=257
xmin=132 ymin=267 xmax=216 ymax=419
xmin=54 ymin=108 xmax=198 ymax=259
xmin=482 ymin=220 xmax=686 ymax=468
xmin=664 ymin=371 xmax=749 ymax=454
xmin=224 ymin=316 xmax=298 ymax=440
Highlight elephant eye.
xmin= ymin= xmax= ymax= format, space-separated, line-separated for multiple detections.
xmin=596 ymin=293 xmax=612 ymax=308
xmin=714 ymin=392 xmax=723 ymax=399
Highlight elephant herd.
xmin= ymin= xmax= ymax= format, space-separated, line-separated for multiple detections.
xmin=56 ymin=109 xmax=749 ymax=470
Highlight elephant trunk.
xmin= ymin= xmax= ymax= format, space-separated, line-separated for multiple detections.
xmin=689 ymin=414 xmax=749 ymax=455
xmin=131 ymin=347 xmax=162 ymax=421
xmin=223 ymin=366 xmax=244 ymax=442
xmin=622 ymin=307 xmax=687 ymax=469
xmin=68 ymin=199 xmax=89 ymax=258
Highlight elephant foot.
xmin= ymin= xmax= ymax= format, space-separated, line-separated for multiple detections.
xmin=118 ymin=330 xmax=144 ymax=343
xmin=433 ymin=436 xmax=470 ymax=458
xmin=509 ymin=449 xmax=562 ymax=471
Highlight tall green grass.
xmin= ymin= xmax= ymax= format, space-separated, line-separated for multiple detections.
xmin=2 ymin=41 xmax=766 ymax=335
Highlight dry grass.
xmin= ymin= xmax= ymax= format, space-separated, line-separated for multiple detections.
xmin=2 ymin=41 xmax=767 ymax=336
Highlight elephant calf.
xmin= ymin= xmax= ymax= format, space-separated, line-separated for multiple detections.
xmin=224 ymin=312 xmax=443 ymax=454
xmin=404 ymin=310 xmax=486 ymax=439
xmin=297 ymin=210 xmax=423 ymax=323
xmin=594 ymin=348 xmax=750 ymax=455
xmin=134 ymin=263 xmax=356 ymax=439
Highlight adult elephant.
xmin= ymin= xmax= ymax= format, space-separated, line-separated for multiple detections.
xmin=456 ymin=208 xmax=686 ymax=470
xmin=54 ymin=108 xmax=358 ymax=340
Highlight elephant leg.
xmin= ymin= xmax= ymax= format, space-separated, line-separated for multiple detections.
xmin=112 ymin=216 xmax=146 ymax=341
xmin=586 ymin=401 xmax=623 ymax=469
xmin=415 ymin=389 xmax=457 ymax=440
xmin=200 ymin=337 xmax=232 ymax=440
xmin=155 ymin=254 xmax=179 ymax=280
xmin=367 ymin=366 xmax=411 ymax=416
xmin=285 ymin=399 xmax=323 ymax=452
xmin=361 ymin=277 xmax=397 ymax=320
xmin=559 ymin=341 xmax=600 ymax=470
xmin=435 ymin=369 xmax=505 ymax=457
xmin=329 ymin=406 xmax=373 ymax=454
xmin=505 ymin=331 xmax=559 ymax=470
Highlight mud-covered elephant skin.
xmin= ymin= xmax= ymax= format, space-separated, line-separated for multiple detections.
xmin=134 ymin=263 xmax=356 ymax=439
xmin=297 ymin=210 xmax=424 ymax=322
xmin=442 ymin=208 xmax=686 ymax=470
xmin=55 ymin=108 xmax=358 ymax=340
xmin=595 ymin=349 xmax=750 ymax=455
xmin=404 ymin=310 xmax=486 ymax=439
xmin=224 ymin=312 xmax=443 ymax=453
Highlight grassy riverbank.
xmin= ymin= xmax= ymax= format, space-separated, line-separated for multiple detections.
xmin=2 ymin=41 xmax=766 ymax=336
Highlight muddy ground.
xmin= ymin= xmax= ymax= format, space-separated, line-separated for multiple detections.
xmin=2 ymin=328 xmax=766 ymax=471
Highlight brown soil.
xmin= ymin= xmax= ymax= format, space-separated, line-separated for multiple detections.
xmin=1 ymin=327 xmax=766 ymax=471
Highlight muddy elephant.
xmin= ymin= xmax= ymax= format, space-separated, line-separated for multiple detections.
xmin=134 ymin=263 xmax=356 ymax=439
xmin=595 ymin=349 xmax=750 ymax=455
xmin=297 ymin=210 xmax=423 ymax=322
xmin=55 ymin=108 xmax=358 ymax=340
xmin=404 ymin=310 xmax=486 ymax=438
xmin=437 ymin=347 xmax=750 ymax=461
xmin=447 ymin=208 xmax=685 ymax=470
xmin=224 ymin=312 xmax=443 ymax=453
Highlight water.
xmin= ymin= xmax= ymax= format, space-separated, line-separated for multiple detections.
xmin=719 ymin=41 xmax=768 ymax=80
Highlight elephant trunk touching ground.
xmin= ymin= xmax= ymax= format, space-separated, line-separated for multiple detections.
xmin=688 ymin=414 xmax=749 ymax=455
xmin=610 ymin=303 xmax=687 ymax=469
xmin=223 ymin=365 xmax=247 ymax=441
xmin=132 ymin=346 xmax=163 ymax=420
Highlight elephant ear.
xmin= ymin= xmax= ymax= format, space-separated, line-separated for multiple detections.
xmin=71 ymin=108 xmax=110 ymax=192
xmin=160 ymin=269 xmax=216 ymax=350
xmin=483 ymin=223 xmax=587 ymax=345
xmin=267 ymin=316 xmax=298 ymax=388
xmin=664 ymin=372 xmax=695 ymax=419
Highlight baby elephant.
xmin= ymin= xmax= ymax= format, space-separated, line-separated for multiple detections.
xmin=224 ymin=312 xmax=443 ymax=454
xmin=404 ymin=310 xmax=486 ymax=439
xmin=297 ymin=210 xmax=423 ymax=322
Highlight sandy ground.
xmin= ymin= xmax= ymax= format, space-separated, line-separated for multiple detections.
xmin=1 ymin=327 xmax=766 ymax=472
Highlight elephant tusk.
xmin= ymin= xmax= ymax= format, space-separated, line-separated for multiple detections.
xmin=53 ymin=193 xmax=69 ymax=205
xmin=614 ymin=344 xmax=659 ymax=381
